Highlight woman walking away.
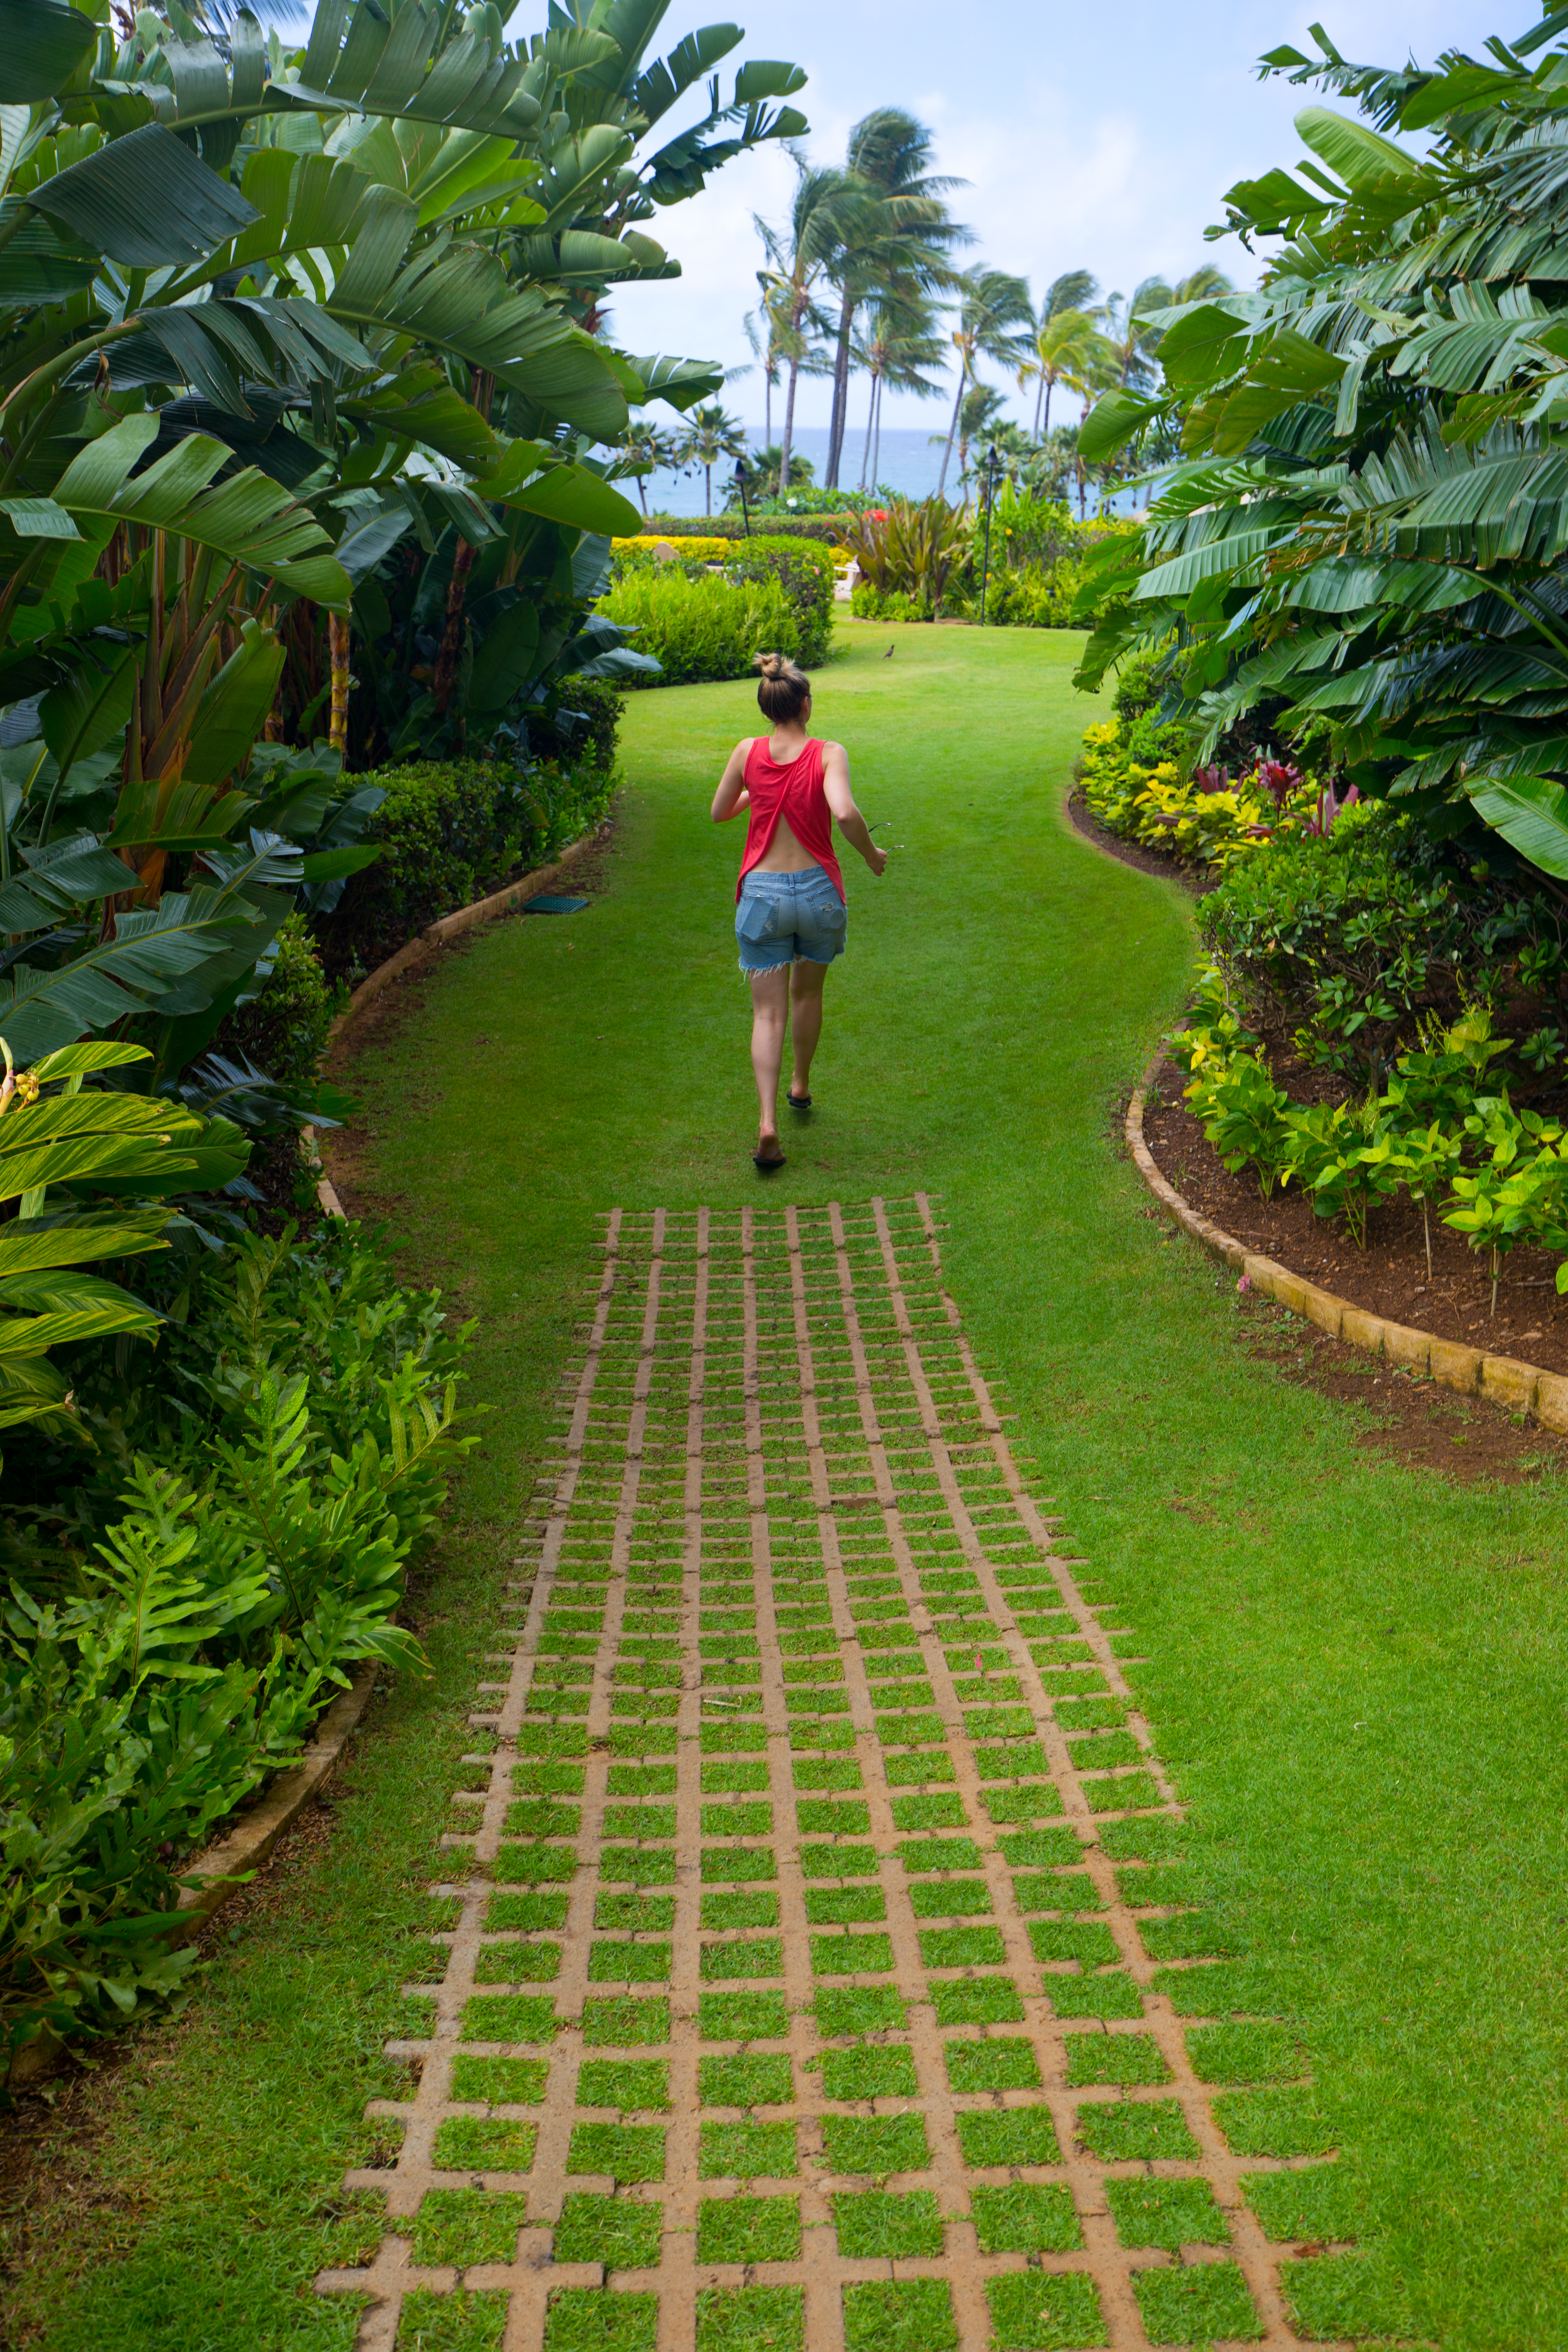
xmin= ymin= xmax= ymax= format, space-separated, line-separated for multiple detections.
xmin=711 ymin=651 xmax=888 ymax=1171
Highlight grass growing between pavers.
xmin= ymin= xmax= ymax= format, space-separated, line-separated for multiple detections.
xmin=9 ymin=621 xmax=1568 ymax=2350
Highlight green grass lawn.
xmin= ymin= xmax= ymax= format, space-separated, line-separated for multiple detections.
xmin=11 ymin=619 xmax=1568 ymax=2350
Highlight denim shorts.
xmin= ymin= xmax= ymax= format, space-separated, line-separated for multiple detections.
xmin=735 ymin=865 xmax=848 ymax=974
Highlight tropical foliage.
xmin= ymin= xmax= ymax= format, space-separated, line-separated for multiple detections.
xmin=1075 ymin=11 xmax=1568 ymax=884
xmin=0 ymin=0 xmax=806 ymax=1120
xmin=3 ymin=1216 xmax=473 ymax=2058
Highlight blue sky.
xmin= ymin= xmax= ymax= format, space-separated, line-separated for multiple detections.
xmin=609 ymin=0 xmax=1508 ymax=436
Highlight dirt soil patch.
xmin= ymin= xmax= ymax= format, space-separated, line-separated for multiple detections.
xmin=1065 ymin=788 xmax=1207 ymax=897
xmin=1138 ymin=1065 xmax=1568 ymax=1484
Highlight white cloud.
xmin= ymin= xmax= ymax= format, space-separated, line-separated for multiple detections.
xmin=611 ymin=0 xmax=1503 ymax=436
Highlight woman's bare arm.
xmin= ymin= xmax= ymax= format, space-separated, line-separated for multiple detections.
xmin=711 ymin=739 xmax=753 ymax=821
xmin=822 ymin=741 xmax=887 ymax=875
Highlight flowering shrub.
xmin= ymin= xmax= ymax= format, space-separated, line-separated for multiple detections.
xmin=612 ymin=535 xmax=731 ymax=562
xmin=1078 ymin=720 xmax=1285 ymax=872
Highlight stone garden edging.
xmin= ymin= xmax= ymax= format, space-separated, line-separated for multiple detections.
xmin=1126 ymin=1072 xmax=1568 ymax=1433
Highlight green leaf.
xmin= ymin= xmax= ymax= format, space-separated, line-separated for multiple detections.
xmin=1079 ymin=389 xmax=1167 ymax=464
xmin=1134 ymin=527 xmax=1281 ymax=600
xmin=1466 ymin=775 xmax=1568 ymax=877
xmin=467 ymin=597 xmax=540 ymax=713
xmin=0 ymin=0 xmax=95 ymax=102
xmin=1294 ymin=105 xmax=1423 ymax=190
xmin=30 ymin=1042 xmax=152 ymax=1084
xmin=183 ymin=622 xmax=286 ymax=790
xmin=49 ymin=415 xmax=346 ymax=598
xmin=27 ymin=123 xmax=258 ymax=266
xmin=0 ymin=496 xmax=78 ymax=538
xmin=39 ymin=641 xmax=137 ymax=782
xmin=0 ymin=1208 xmax=172 ymax=1276
xmin=476 ymin=443 xmax=640 ymax=535
xmin=623 ymin=352 xmax=724 ymax=413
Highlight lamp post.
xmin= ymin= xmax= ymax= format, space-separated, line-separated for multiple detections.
xmin=978 ymin=443 xmax=1003 ymax=626
xmin=734 ymin=454 xmax=753 ymax=539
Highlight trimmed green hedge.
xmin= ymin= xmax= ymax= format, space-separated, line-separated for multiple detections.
xmin=597 ymin=570 xmax=799 ymax=688
xmin=639 ymin=512 xmax=848 ymax=544
xmin=319 ymin=744 xmax=619 ymax=979
xmin=726 ymin=536 xmax=834 ymax=667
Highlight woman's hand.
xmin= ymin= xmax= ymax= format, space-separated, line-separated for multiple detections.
xmin=865 ymin=842 xmax=889 ymax=877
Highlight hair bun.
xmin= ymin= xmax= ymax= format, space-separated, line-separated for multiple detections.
xmin=754 ymin=651 xmax=784 ymax=679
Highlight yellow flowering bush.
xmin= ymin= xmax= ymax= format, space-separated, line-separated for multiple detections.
xmin=1078 ymin=718 xmax=1310 ymax=873
xmin=612 ymin=534 xmax=731 ymax=562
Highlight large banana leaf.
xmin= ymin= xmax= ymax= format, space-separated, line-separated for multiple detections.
xmin=50 ymin=415 xmax=349 ymax=601
xmin=0 ymin=1044 xmax=232 ymax=1435
xmin=26 ymin=123 xmax=257 ymax=266
xmin=0 ymin=0 xmax=95 ymax=103
xmin=1464 ymin=775 xmax=1568 ymax=876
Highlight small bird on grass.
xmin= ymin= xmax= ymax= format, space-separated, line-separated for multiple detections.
xmin=884 ymin=641 xmax=895 ymax=658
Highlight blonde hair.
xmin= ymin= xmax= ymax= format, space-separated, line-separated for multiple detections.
xmin=754 ymin=650 xmax=811 ymax=722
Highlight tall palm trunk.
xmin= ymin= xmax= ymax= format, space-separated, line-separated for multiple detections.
xmin=936 ymin=365 xmax=964 ymax=499
xmin=1042 ymin=378 xmax=1053 ymax=436
xmin=764 ymin=368 xmax=772 ymax=450
xmin=858 ymin=371 xmax=878 ymax=490
xmin=825 ymin=285 xmax=855 ymax=489
xmin=779 ymin=355 xmax=801 ymax=491
xmin=871 ymin=377 xmax=884 ymax=493
xmin=704 ymin=462 xmax=713 ymax=516
xmin=1032 ymin=373 xmax=1045 ymax=437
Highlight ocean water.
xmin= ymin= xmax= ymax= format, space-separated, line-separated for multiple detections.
xmin=631 ymin=425 xmax=956 ymax=519
xmin=628 ymin=423 xmax=1140 ymax=520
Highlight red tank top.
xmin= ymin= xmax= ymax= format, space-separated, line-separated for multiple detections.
xmin=735 ymin=736 xmax=845 ymax=903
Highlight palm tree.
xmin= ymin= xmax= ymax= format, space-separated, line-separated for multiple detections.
xmin=957 ymin=382 xmax=1008 ymax=486
xmin=1099 ymin=276 xmax=1177 ymax=390
xmin=936 ymin=267 xmax=1035 ymax=499
xmin=1019 ymin=308 xmax=1112 ymax=438
xmin=1041 ymin=269 xmax=1099 ymax=320
xmin=856 ymin=292 xmax=946 ymax=491
xmin=754 ymin=159 xmax=854 ymax=491
xmin=1170 ymin=264 xmax=1235 ymax=307
xmin=821 ymin=110 xmax=971 ymax=491
xmin=744 ymin=282 xmax=796 ymax=450
xmin=613 ymin=420 xmax=681 ymax=514
xmin=680 ymin=403 xmax=748 ymax=516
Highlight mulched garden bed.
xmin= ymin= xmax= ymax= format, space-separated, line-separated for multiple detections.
xmin=1064 ymin=788 xmax=1207 ymax=896
xmin=1142 ymin=1052 xmax=1568 ymax=1376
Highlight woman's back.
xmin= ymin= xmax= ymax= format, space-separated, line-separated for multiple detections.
xmin=739 ymin=734 xmax=843 ymax=897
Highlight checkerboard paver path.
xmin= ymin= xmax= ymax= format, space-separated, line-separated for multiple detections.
xmin=318 ymin=1196 xmax=1348 ymax=2350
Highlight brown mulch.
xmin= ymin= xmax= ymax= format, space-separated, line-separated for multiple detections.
xmin=1140 ymin=1060 xmax=1568 ymax=1484
xmin=1143 ymin=1055 xmax=1568 ymax=1375
xmin=1075 ymin=805 xmax=1568 ymax=1478
xmin=1065 ymin=787 xmax=1207 ymax=896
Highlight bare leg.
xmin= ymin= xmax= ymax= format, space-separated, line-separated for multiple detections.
xmin=749 ymin=966 xmax=789 ymax=1158
xmin=789 ymin=958 xmax=828 ymax=1099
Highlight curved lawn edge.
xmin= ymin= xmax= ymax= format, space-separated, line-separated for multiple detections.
xmin=7 ymin=1666 xmax=378 ymax=2094
xmin=307 ymin=821 xmax=609 ymax=1219
xmin=1126 ymin=1069 xmax=1568 ymax=1433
